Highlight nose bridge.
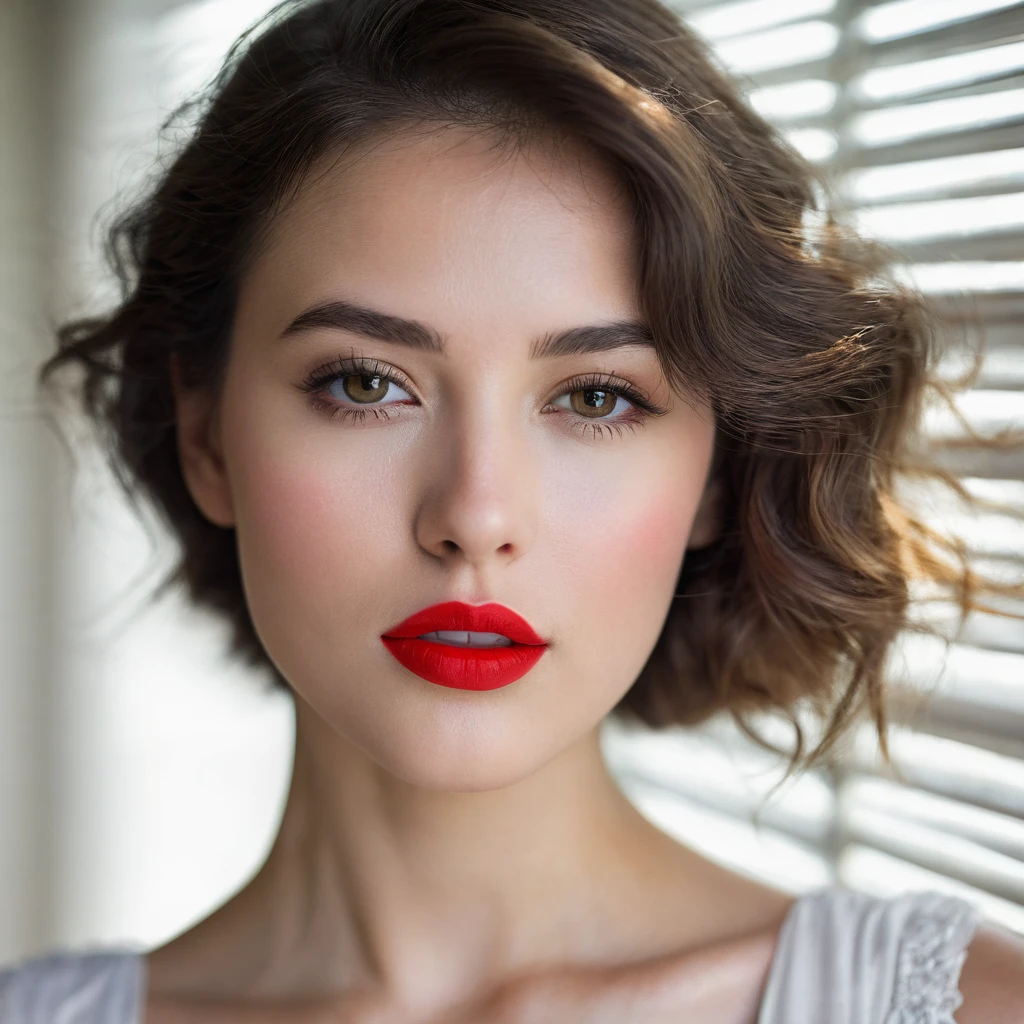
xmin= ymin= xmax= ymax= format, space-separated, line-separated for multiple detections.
xmin=415 ymin=384 xmax=536 ymax=564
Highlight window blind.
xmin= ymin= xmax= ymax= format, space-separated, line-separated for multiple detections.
xmin=604 ymin=0 xmax=1024 ymax=937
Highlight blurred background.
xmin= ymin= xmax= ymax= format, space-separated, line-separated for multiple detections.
xmin=1 ymin=0 xmax=1023 ymax=964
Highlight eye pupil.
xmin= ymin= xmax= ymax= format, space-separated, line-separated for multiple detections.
xmin=571 ymin=388 xmax=614 ymax=417
xmin=341 ymin=373 xmax=389 ymax=403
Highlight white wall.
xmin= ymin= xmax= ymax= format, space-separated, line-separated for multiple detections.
xmin=0 ymin=0 xmax=59 ymax=964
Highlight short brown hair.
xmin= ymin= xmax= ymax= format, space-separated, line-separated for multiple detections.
xmin=38 ymin=0 xmax=1023 ymax=778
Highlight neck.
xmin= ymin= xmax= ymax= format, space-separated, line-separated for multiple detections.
xmin=253 ymin=697 xmax=662 ymax=1001
xmin=148 ymin=695 xmax=769 ymax=1019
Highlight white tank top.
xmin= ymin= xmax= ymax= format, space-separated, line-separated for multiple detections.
xmin=0 ymin=886 xmax=981 ymax=1023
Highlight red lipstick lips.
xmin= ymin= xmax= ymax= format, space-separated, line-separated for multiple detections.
xmin=381 ymin=600 xmax=549 ymax=690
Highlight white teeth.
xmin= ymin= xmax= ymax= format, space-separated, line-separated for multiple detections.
xmin=418 ymin=630 xmax=514 ymax=647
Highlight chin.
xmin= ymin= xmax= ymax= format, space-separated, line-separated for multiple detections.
xmin=360 ymin=746 xmax=556 ymax=793
xmin=346 ymin=702 xmax=564 ymax=793
xmin=385 ymin=757 xmax=544 ymax=793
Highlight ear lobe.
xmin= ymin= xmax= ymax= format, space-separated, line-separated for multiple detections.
xmin=687 ymin=475 xmax=722 ymax=550
xmin=170 ymin=353 xmax=236 ymax=528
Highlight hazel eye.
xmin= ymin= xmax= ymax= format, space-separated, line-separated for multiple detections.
xmin=297 ymin=357 xmax=668 ymax=440
xmin=551 ymin=386 xmax=630 ymax=420
xmin=296 ymin=356 xmax=418 ymax=422
xmin=328 ymin=372 xmax=412 ymax=407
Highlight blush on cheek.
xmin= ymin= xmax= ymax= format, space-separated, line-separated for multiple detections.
xmin=626 ymin=493 xmax=697 ymax=560
xmin=570 ymin=487 xmax=694 ymax=623
xmin=550 ymin=485 xmax=694 ymax=699
xmin=607 ymin=458 xmax=704 ymax=564
xmin=624 ymin=498 xmax=692 ymax=615
xmin=231 ymin=437 xmax=362 ymax=591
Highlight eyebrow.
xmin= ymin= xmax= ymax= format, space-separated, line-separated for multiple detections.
xmin=278 ymin=298 xmax=656 ymax=360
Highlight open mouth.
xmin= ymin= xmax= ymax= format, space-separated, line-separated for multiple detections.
xmin=416 ymin=630 xmax=515 ymax=648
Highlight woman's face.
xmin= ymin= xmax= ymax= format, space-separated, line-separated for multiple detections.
xmin=181 ymin=124 xmax=716 ymax=790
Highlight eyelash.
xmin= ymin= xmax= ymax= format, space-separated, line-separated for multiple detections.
xmin=295 ymin=355 xmax=666 ymax=441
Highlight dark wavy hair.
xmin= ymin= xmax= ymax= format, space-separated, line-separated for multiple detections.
xmin=38 ymin=0 xmax=1023 ymax=779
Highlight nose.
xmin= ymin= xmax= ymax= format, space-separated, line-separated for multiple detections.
xmin=413 ymin=411 xmax=537 ymax=570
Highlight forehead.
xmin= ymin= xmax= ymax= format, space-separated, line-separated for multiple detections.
xmin=279 ymin=122 xmax=632 ymax=241
xmin=239 ymin=124 xmax=642 ymax=340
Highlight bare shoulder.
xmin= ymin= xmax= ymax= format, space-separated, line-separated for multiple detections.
xmin=956 ymin=922 xmax=1024 ymax=1023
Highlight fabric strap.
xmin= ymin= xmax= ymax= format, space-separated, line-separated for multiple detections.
xmin=757 ymin=887 xmax=981 ymax=1024
xmin=0 ymin=950 xmax=144 ymax=1024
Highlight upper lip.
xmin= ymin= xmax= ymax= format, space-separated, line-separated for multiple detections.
xmin=382 ymin=600 xmax=548 ymax=645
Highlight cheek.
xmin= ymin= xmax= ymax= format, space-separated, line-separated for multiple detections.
xmin=545 ymin=436 xmax=710 ymax=654
xmin=243 ymin=464 xmax=351 ymax=584
xmin=626 ymin=494 xmax=695 ymax=559
xmin=575 ymin=478 xmax=695 ymax=616
xmin=238 ymin=468 xmax=402 ymax=607
xmin=220 ymin=387 xmax=399 ymax=606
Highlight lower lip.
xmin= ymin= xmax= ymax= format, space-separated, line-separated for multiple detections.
xmin=380 ymin=637 xmax=548 ymax=690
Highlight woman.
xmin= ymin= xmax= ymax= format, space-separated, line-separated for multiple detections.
xmin=4 ymin=0 xmax=1023 ymax=1020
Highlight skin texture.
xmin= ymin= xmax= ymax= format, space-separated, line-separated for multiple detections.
xmin=160 ymin=122 xmax=1023 ymax=1021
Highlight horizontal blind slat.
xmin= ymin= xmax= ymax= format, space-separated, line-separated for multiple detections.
xmin=839 ymin=844 xmax=1024 ymax=934
xmin=854 ymin=0 xmax=1024 ymax=46
xmin=844 ymin=806 xmax=1024 ymax=902
xmin=845 ymin=121 xmax=1024 ymax=165
xmin=861 ymin=7 xmax=1024 ymax=60
xmin=850 ymin=725 xmax=1024 ymax=818
xmin=844 ymin=775 xmax=1024 ymax=860
xmin=841 ymin=146 xmax=1024 ymax=203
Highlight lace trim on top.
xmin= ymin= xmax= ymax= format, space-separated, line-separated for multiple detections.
xmin=884 ymin=892 xmax=981 ymax=1024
